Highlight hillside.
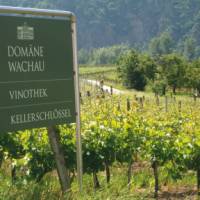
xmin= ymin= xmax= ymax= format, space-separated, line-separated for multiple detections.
xmin=0 ymin=0 xmax=200 ymax=51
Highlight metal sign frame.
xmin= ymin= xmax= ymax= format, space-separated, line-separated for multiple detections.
xmin=0 ymin=6 xmax=82 ymax=192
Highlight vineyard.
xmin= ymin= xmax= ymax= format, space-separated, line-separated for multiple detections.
xmin=0 ymin=1 xmax=200 ymax=200
xmin=79 ymin=65 xmax=121 ymax=89
xmin=0 ymin=80 xmax=200 ymax=199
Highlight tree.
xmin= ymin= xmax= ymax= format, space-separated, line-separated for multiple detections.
xmin=78 ymin=49 xmax=90 ymax=64
xmin=139 ymin=54 xmax=157 ymax=81
xmin=117 ymin=50 xmax=147 ymax=91
xmin=149 ymin=32 xmax=174 ymax=56
xmin=158 ymin=54 xmax=186 ymax=94
xmin=89 ymin=45 xmax=130 ymax=65
xmin=183 ymin=37 xmax=197 ymax=60
xmin=186 ymin=59 xmax=200 ymax=95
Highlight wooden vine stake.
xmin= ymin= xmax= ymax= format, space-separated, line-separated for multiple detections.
xmin=178 ymin=101 xmax=182 ymax=112
xmin=165 ymin=96 xmax=168 ymax=112
xmin=152 ymin=161 xmax=159 ymax=199
xmin=156 ymin=95 xmax=159 ymax=107
xmin=110 ymin=86 xmax=113 ymax=95
xmin=139 ymin=97 xmax=144 ymax=109
xmin=127 ymin=98 xmax=131 ymax=111
xmin=197 ymin=169 xmax=200 ymax=196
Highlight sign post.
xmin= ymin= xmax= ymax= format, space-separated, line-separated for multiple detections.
xmin=72 ymin=16 xmax=83 ymax=192
xmin=0 ymin=6 xmax=82 ymax=193
xmin=48 ymin=126 xmax=70 ymax=192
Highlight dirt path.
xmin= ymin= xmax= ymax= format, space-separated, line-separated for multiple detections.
xmin=82 ymin=79 xmax=124 ymax=95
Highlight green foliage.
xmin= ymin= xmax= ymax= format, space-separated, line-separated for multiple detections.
xmin=0 ymin=91 xmax=200 ymax=198
xmin=186 ymin=59 xmax=200 ymax=94
xmin=1 ymin=0 xmax=200 ymax=50
xmin=182 ymin=37 xmax=197 ymax=60
xmin=139 ymin=54 xmax=157 ymax=81
xmin=151 ymin=78 xmax=168 ymax=96
xmin=117 ymin=50 xmax=147 ymax=90
xmin=116 ymin=49 xmax=196 ymax=94
xmin=148 ymin=32 xmax=174 ymax=56
xmin=82 ymin=126 xmax=105 ymax=174
xmin=116 ymin=115 xmax=145 ymax=163
xmin=117 ymin=50 xmax=158 ymax=91
xmin=0 ymin=132 xmax=25 ymax=164
xmin=158 ymin=54 xmax=187 ymax=94
xmin=78 ymin=49 xmax=90 ymax=65
xmin=78 ymin=45 xmax=130 ymax=65
xmin=25 ymin=129 xmax=55 ymax=181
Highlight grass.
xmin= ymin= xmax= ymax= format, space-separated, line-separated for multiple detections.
xmin=79 ymin=65 xmax=116 ymax=76
xmin=0 ymin=162 xmax=198 ymax=200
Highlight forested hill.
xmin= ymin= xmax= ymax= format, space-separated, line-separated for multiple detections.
xmin=0 ymin=0 xmax=200 ymax=51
